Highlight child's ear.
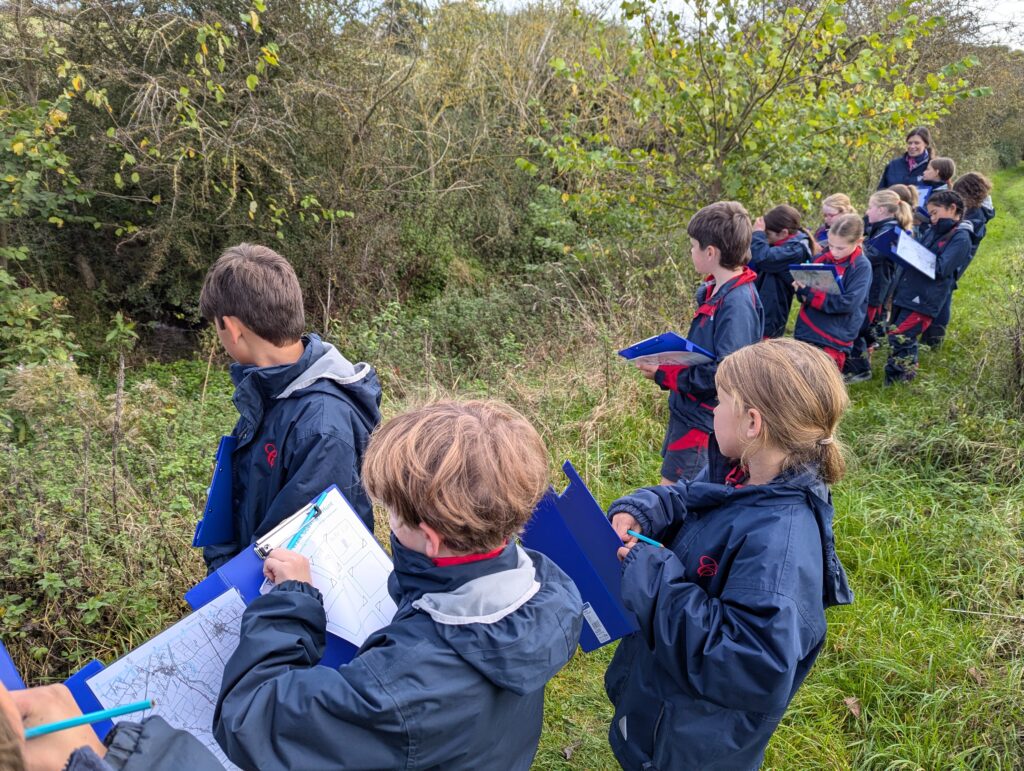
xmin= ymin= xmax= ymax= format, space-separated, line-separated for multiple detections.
xmin=744 ymin=407 xmax=763 ymax=441
xmin=706 ymin=244 xmax=721 ymax=263
xmin=418 ymin=521 xmax=445 ymax=559
xmin=221 ymin=315 xmax=245 ymax=344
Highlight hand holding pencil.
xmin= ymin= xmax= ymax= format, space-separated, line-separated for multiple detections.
xmin=8 ymin=684 xmax=106 ymax=771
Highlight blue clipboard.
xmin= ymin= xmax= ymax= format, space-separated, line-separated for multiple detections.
xmin=788 ymin=263 xmax=845 ymax=295
xmin=192 ymin=435 xmax=236 ymax=547
xmin=867 ymin=226 xmax=901 ymax=258
xmin=0 ymin=639 xmax=25 ymax=690
xmin=186 ymin=485 xmax=360 ymax=668
xmin=618 ymin=332 xmax=714 ymax=367
xmin=520 ymin=461 xmax=638 ymax=652
xmin=0 ymin=644 xmax=114 ymax=739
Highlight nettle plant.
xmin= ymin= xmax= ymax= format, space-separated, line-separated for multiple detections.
xmin=530 ymin=0 xmax=986 ymax=233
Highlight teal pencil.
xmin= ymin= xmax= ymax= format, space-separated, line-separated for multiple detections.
xmin=626 ymin=529 xmax=664 ymax=548
xmin=24 ymin=699 xmax=154 ymax=739
xmin=286 ymin=491 xmax=329 ymax=550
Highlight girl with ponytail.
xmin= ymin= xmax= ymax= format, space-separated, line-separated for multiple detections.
xmin=844 ymin=190 xmax=914 ymax=382
xmin=750 ymin=204 xmax=820 ymax=338
xmin=605 ymin=338 xmax=852 ymax=770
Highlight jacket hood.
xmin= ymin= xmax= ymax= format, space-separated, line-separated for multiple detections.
xmin=231 ymin=334 xmax=381 ymax=423
xmin=390 ymin=538 xmax=581 ymax=694
xmin=691 ymin=437 xmax=853 ymax=608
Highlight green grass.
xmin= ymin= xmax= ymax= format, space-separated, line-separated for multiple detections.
xmin=2 ymin=169 xmax=1023 ymax=768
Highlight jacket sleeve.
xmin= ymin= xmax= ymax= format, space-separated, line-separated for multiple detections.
xmin=258 ymin=428 xmax=369 ymax=538
xmin=103 ymin=716 xmax=224 ymax=771
xmin=935 ymin=231 xmax=973 ymax=279
xmin=878 ymin=162 xmax=892 ymax=190
xmin=202 ymin=542 xmax=237 ymax=574
xmin=655 ymin=297 xmax=759 ymax=399
xmin=618 ymin=542 xmax=822 ymax=715
xmin=214 ymin=581 xmax=408 ymax=771
xmin=798 ymin=259 xmax=872 ymax=315
xmin=608 ymin=483 xmax=690 ymax=541
xmin=750 ymin=233 xmax=802 ymax=274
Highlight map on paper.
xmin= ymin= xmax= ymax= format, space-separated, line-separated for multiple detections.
xmin=789 ymin=264 xmax=844 ymax=295
xmin=86 ymin=589 xmax=245 ymax=770
xmin=260 ymin=487 xmax=397 ymax=646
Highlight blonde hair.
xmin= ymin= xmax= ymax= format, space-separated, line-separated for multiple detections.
xmin=828 ymin=213 xmax=864 ymax=242
xmin=362 ymin=400 xmax=550 ymax=553
xmin=821 ymin=193 xmax=857 ymax=217
xmin=715 ymin=339 xmax=849 ymax=484
xmin=888 ymin=183 xmax=918 ymax=208
xmin=869 ymin=190 xmax=914 ymax=229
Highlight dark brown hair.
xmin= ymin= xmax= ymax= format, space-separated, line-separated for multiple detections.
xmin=686 ymin=201 xmax=753 ymax=270
xmin=927 ymin=190 xmax=965 ymax=217
xmin=906 ymin=126 xmax=933 ymax=149
xmin=716 ymin=338 xmax=849 ymax=484
xmin=953 ymin=172 xmax=993 ymax=209
xmin=362 ymin=400 xmax=550 ymax=554
xmin=199 ymin=243 xmax=305 ymax=346
xmin=928 ymin=157 xmax=956 ymax=182
xmin=764 ymin=205 xmax=821 ymax=255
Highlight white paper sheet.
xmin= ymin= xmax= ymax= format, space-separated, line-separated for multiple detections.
xmin=260 ymin=488 xmax=397 ymax=646
xmin=86 ymin=590 xmax=245 ymax=769
xmin=896 ymin=230 xmax=937 ymax=279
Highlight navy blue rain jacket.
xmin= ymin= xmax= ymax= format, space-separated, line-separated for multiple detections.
xmin=65 ymin=717 xmax=223 ymax=771
xmin=964 ymin=198 xmax=995 ymax=257
xmin=893 ymin=219 xmax=974 ymax=318
xmin=604 ymin=438 xmax=852 ymax=771
xmin=794 ymin=246 xmax=872 ymax=353
xmin=863 ymin=218 xmax=905 ymax=306
xmin=203 ymin=334 xmax=382 ymax=572
xmin=654 ymin=268 xmax=763 ymax=434
xmin=214 ymin=538 xmax=583 ymax=770
xmin=878 ymin=150 xmax=930 ymax=189
xmin=750 ymin=231 xmax=813 ymax=338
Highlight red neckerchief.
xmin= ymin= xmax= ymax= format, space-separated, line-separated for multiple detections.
xmin=695 ymin=267 xmax=758 ymax=318
xmin=771 ymin=232 xmax=796 ymax=246
xmin=724 ymin=465 xmax=748 ymax=488
xmin=433 ymin=542 xmax=506 ymax=567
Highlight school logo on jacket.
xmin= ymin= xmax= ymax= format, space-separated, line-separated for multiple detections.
xmin=264 ymin=442 xmax=278 ymax=468
xmin=697 ymin=555 xmax=719 ymax=577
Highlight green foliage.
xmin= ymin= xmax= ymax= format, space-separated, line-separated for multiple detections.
xmin=534 ymin=0 xmax=982 ymax=228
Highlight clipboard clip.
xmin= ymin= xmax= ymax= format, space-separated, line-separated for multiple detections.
xmin=254 ymin=501 xmax=322 ymax=559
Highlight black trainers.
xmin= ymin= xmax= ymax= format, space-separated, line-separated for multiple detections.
xmin=843 ymin=371 xmax=872 ymax=384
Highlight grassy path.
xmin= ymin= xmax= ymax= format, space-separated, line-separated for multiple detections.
xmin=534 ymin=166 xmax=1024 ymax=769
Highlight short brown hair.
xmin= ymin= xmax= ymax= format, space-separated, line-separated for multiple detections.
xmin=199 ymin=243 xmax=305 ymax=346
xmin=888 ymin=184 xmax=918 ymax=207
xmin=362 ymin=400 xmax=550 ymax=553
xmin=929 ymin=157 xmax=956 ymax=182
xmin=716 ymin=338 xmax=849 ymax=484
xmin=953 ymin=172 xmax=993 ymax=209
xmin=686 ymin=201 xmax=753 ymax=270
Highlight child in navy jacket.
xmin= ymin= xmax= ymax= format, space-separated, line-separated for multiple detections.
xmin=199 ymin=244 xmax=382 ymax=573
xmin=886 ymin=191 xmax=974 ymax=384
xmin=750 ymin=205 xmax=818 ymax=338
xmin=793 ymin=214 xmax=872 ymax=372
xmin=605 ymin=339 xmax=853 ymax=770
xmin=844 ymin=191 xmax=914 ymax=382
xmin=637 ymin=202 xmax=763 ymax=483
xmin=922 ymin=172 xmax=996 ymax=347
xmin=214 ymin=400 xmax=583 ymax=771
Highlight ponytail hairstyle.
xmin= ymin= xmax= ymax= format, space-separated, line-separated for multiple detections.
xmin=927 ymin=189 xmax=966 ymax=218
xmin=869 ymin=190 xmax=914 ymax=230
xmin=953 ymin=172 xmax=993 ymax=209
xmin=929 ymin=156 xmax=956 ymax=182
xmin=716 ymin=338 xmax=849 ymax=484
xmin=888 ymin=183 xmax=919 ymax=208
xmin=764 ymin=204 xmax=821 ymax=255
xmin=821 ymin=193 xmax=857 ymax=217
xmin=828 ymin=213 xmax=864 ymax=242
xmin=906 ymin=126 xmax=933 ymax=152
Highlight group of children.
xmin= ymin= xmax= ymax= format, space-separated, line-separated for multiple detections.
xmin=2 ymin=127 xmax=992 ymax=769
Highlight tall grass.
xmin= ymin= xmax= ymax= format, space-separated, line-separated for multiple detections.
xmin=1 ymin=169 xmax=1023 ymax=768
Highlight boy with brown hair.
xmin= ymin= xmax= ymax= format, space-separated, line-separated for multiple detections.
xmin=199 ymin=243 xmax=381 ymax=572
xmin=213 ymin=400 xmax=583 ymax=771
xmin=637 ymin=201 xmax=764 ymax=483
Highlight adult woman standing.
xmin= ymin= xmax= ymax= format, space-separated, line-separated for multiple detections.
xmin=878 ymin=127 xmax=933 ymax=189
